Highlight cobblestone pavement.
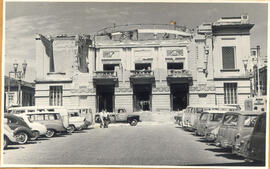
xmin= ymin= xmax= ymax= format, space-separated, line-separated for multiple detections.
xmin=2 ymin=123 xmax=264 ymax=166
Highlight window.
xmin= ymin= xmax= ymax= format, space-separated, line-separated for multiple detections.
xmin=200 ymin=113 xmax=208 ymax=121
xmin=223 ymin=114 xmax=238 ymax=126
xmin=167 ymin=63 xmax=183 ymax=70
xmin=244 ymin=115 xmax=257 ymax=127
xmin=209 ymin=113 xmax=224 ymax=122
xmin=224 ymin=83 xmax=237 ymax=104
xmin=49 ymin=86 xmax=63 ymax=106
xmin=254 ymin=117 xmax=266 ymax=133
xmin=222 ymin=47 xmax=236 ymax=69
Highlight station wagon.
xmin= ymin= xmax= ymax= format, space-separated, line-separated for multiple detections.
xmin=216 ymin=111 xmax=261 ymax=149
xmin=26 ymin=112 xmax=67 ymax=138
xmin=245 ymin=112 xmax=266 ymax=162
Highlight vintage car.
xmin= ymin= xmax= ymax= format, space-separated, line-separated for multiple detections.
xmin=25 ymin=112 xmax=68 ymax=138
xmin=4 ymin=113 xmax=35 ymax=144
xmin=95 ymin=108 xmax=141 ymax=126
xmin=196 ymin=110 xmax=227 ymax=136
xmin=216 ymin=111 xmax=261 ymax=149
xmin=8 ymin=106 xmax=70 ymax=129
xmin=245 ymin=112 xmax=266 ymax=162
xmin=174 ymin=110 xmax=184 ymax=126
xmin=67 ymin=107 xmax=93 ymax=130
xmin=67 ymin=111 xmax=87 ymax=133
xmin=3 ymin=122 xmax=18 ymax=149
xmin=183 ymin=105 xmax=238 ymax=131
xmin=17 ymin=114 xmax=47 ymax=140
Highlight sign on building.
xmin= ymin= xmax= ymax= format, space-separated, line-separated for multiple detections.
xmin=5 ymin=92 xmax=18 ymax=107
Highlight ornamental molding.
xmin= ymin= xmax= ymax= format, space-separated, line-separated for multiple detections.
xmin=167 ymin=49 xmax=184 ymax=56
xmin=115 ymin=88 xmax=133 ymax=93
xmin=189 ymin=84 xmax=215 ymax=92
xmin=71 ymin=88 xmax=96 ymax=93
xmin=152 ymin=87 xmax=170 ymax=93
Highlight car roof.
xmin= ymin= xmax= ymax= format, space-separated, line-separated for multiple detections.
xmin=225 ymin=111 xmax=264 ymax=116
xmin=24 ymin=112 xmax=61 ymax=115
xmin=203 ymin=110 xmax=228 ymax=114
xmin=4 ymin=113 xmax=22 ymax=118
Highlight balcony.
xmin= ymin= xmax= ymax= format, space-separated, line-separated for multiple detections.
xmin=167 ymin=69 xmax=192 ymax=84
xmin=130 ymin=70 xmax=155 ymax=84
xmin=93 ymin=71 xmax=118 ymax=85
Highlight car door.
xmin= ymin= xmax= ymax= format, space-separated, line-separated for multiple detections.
xmin=250 ymin=115 xmax=266 ymax=161
xmin=116 ymin=109 xmax=126 ymax=122
xmin=226 ymin=114 xmax=239 ymax=146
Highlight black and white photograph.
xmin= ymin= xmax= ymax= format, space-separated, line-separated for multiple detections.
xmin=1 ymin=0 xmax=269 ymax=167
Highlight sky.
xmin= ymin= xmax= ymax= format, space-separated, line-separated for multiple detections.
xmin=4 ymin=1 xmax=268 ymax=82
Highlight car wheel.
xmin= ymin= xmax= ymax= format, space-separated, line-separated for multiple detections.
xmin=67 ymin=125 xmax=75 ymax=133
xmin=130 ymin=119 xmax=138 ymax=126
xmin=15 ymin=132 xmax=28 ymax=144
xmin=45 ymin=129 xmax=55 ymax=138
xmin=30 ymin=131 xmax=40 ymax=141
xmin=4 ymin=136 xmax=8 ymax=149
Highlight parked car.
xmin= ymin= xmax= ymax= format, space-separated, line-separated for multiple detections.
xmin=216 ymin=111 xmax=261 ymax=149
xmin=8 ymin=106 xmax=70 ymax=129
xmin=182 ymin=105 xmax=238 ymax=131
xmin=3 ymin=122 xmax=18 ymax=149
xmin=16 ymin=114 xmax=47 ymax=140
xmin=4 ymin=113 xmax=35 ymax=144
xmin=245 ymin=112 xmax=266 ymax=162
xmin=174 ymin=110 xmax=184 ymax=126
xmin=67 ymin=107 xmax=93 ymax=129
xmin=95 ymin=108 xmax=141 ymax=126
xmin=25 ymin=112 xmax=68 ymax=138
xmin=196 ymin=110 xmax=227 ymax=136
xmin=67 ymin=111 xmax=87 ymax=133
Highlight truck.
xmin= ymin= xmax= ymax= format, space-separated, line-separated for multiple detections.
xmin=95 ymin=108 xmax=141 ymax=126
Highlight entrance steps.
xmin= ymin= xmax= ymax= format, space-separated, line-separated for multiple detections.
xmin=137 ymin=111 xmax=175 ymax=124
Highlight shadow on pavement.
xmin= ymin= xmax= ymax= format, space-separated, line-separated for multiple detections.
xmin=205 ymin=147 xmax=231 ymax=153
xmin=196 ymin=138 xmax=209 ymax=143
xmin=188 ymin=161 xmax=265 ymax=166
xmin=73 ymin=130 xmax=87 ymax=133
xmin=215 ymin=153 xmax=245 ymax=160
xmin=37 ymin=138 xmax=50 ymax=141
xmin=24 ymin=141 xmax=38 ymax=145
xmin=4 ymin=146 xmax=22 ymax=150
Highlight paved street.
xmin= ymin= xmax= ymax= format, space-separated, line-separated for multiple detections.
xmin=2 ymin=123 xmax=263 ymax=166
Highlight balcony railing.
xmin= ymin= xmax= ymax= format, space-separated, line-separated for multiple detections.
xmin=130 ymin=70 xmax=154 ymax=78
xmin=167 ymin=69 xmax=192 ymax=78
xmin=93 ymin=71 xmax=117 ymax=79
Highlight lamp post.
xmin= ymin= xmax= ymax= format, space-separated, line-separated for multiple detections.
xmin=253 ymin=58 xmax=260 ymax=96
xmin=7 ymin=60 xmax=27 ymax=108
xmin=242 ymin=58 xmax=248 ymax=75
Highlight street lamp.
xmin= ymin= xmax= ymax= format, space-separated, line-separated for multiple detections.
xmin=242 ymin=58 xmax=248 ymax=75
xmin=252 ymin=58 xmax=260 ymax=96
xmin=7 ymin=60 xmax=27 ymax=108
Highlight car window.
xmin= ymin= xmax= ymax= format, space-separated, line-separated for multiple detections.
xmin=244 ymin=115 xmax=257 ymax=127
xmin=224 ymin=114 xmax=238 ymax=126
xmin=254 ymin=116 xmax=266 ymax=133
xmin=200 ymin=113 xmax=208 ymax=121
xmin=209 ymin=113 xmax=223 ymax=122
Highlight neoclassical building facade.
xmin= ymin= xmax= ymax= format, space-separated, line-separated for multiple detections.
xmin=35 ymin=15 xmax=255 ymax=113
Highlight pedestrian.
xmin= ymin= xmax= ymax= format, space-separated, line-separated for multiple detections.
xmin=99 ymin=109 xmax=105 ymax=128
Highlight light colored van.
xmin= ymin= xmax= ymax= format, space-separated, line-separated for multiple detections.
xmin=25 ymin=112 xmax=67 ymax=137
xmin=8 ymin=106 xmax=69 ymax=129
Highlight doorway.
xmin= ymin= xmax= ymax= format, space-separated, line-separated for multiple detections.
xmin=170 ymin=84 xmax=189 ymax=111
xmin=96 ymin=85 xmax=114 ymax=112
xmin=133 ymin=84 xmax=152 ymax=112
